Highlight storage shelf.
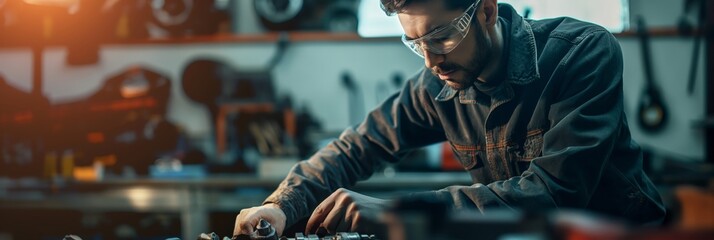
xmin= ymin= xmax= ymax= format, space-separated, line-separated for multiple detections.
xmin=614 ymin=27 xmax=704 ymax=38
xmin=106 ymin=32 xmax=399 ymax=45
xmin=0 ymin=31 xmax=400 ymax=49
xmin=0 ymin=172 xmax=472 ymax=191
xmin=0 ymin=27 xmax=700 ymax=49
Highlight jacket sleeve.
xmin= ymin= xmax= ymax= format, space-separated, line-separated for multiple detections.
xmin=409 ymin=30 xmax=626 ymax=212
xmin=263 ymin=70 xmax=447 ymax=227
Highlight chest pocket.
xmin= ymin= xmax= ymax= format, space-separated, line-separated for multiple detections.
xmin=449 ymin=142 xmax=484 ymax=170
xmin=507 ymin=129 xmax=544 ymax=174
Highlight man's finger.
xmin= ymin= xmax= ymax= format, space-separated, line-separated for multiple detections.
xmin=233 ymin=212 xmax=257 ymax=236
xmin=321 ymin=202 xmax=347 ymax=234
xmin=337 ymin=202 xmax=360 ymax=232
xmin=234 ymin=214 xmax=247 ymax=236
xmin=305 ymin=191 xmax=339 ymax=233
xmin=333 ymin=213 xmax=352 ymax=233
xmin=239 ymin=221 xmax=255 ymax=234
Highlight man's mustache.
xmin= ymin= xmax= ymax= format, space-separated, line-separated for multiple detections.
xmin=431 ymin=62 xmax=462 ymax=75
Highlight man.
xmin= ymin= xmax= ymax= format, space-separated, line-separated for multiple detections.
xmin=234 ymin=0 xmax=666 ymax=237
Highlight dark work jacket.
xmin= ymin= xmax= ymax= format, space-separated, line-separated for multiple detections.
xmin=264 ymin=3 xmax=666 ymax=228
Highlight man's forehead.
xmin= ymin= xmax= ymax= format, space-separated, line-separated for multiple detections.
xmin=398 ymin=0 xmax=448 ymax=15
xmin=398 ymin=0 xmax=461 ymax=39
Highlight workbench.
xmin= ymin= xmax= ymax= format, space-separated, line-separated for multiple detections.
xmin=0 ymin=172 xmax=472 ymax=239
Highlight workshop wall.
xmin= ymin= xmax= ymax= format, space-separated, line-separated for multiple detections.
xmin=622 ymin=0 xmax=707 ymax=161
xmin=0 ymin=0 xmax=705 ymax=162
xmin=0 ymin=41 xmax=423 ymax=142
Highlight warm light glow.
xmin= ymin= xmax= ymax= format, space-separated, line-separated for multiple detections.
xmin=125 ymin=187 xmax=153 ymax=209
xmin=123 ymin=187 xmax=182 ymax=211
xmin=23 ymin=0 xmax=78 ymax=7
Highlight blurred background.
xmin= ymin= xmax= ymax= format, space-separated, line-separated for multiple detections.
xmin=0 ymin=0 xmax=712 ymax=239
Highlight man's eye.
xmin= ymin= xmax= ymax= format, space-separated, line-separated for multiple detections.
xmin=428 ymin=37 xmax=449 ymax=44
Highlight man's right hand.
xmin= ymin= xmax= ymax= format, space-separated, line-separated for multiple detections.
xmin=233 ymin=203 xmax=287 ymax=237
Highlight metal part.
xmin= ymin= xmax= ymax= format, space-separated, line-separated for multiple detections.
xmin=226 ymin=219 xmax=376 ymax=240
xmin=63 ymin=235 xmax=83 ymax=240
xmin=256 ymin=219 xmax=273 ymax=235
xmin=279 ymin=232 xmax=376 ymax=240
xmin=151 ymin=0 xmax=193 ymax=27
xmin=254 ymin=0 xmax=304 ymax=23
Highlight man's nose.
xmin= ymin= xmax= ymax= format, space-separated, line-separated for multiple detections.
xmin=423 ymin=50 xmax=444 ymax=69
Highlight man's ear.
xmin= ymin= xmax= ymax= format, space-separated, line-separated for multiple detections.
xmin=482 ymin=0 xmax=498 ymax=26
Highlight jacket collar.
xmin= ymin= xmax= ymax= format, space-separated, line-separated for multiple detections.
xmin=435 ymin=3 xmax=539 ymax=104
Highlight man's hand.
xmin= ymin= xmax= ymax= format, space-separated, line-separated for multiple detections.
xmin=306 ymin=188 xmax=389 ymax=235
xmin=233 ymin=203 xmax=287 ymax=237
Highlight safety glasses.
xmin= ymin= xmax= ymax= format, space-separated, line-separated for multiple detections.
xmin=401 ymin=0 xmax=481 ymax=58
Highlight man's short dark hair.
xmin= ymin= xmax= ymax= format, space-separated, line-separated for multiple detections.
xmin=380 ymin=0 xmax=474 ymax=16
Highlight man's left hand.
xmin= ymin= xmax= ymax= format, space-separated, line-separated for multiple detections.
xmin=306 ymin=188 xmax=389 ymax=235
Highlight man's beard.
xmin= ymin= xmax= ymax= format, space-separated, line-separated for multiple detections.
xmin=431 ymin=24 xmax=491 ymax=90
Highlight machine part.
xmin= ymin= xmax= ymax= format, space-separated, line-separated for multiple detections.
xmin=197 ymin=232 xmax=230 ymax=240
xmin=183 ymin=35 xmax=288 ymax=160
xmin=231 ymin=219 xmax=277 ymax=240
xmin=322 ymin=1 xmax=358 ymax=32
xmin=254 ymin=0 xmax=359 ymax=31
xmin=181 ymin=32 xmax=287 ymax=108
xmin=151 ymin=0 xmax=192 ymax=27
xmin=255 ymin=219 xmax=279 ymax=239
xmin=43 ymin=66 xmax=173 ymax=175
xmin=254 ymin=0 xmax=305 ymax=30
xmin=148 ymin=0 xmax=228 ymax=36
xmin=181 ymin=59 xmax=225 ymax=103
xmin=230 ymin=219 xmax=376 ymax=240
xmin=280 ymin=232 xmax=376 ymax=240
xmin=63 ymin=235 xmax=83 ymax=240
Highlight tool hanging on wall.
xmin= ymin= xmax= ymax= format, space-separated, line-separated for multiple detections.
xmin=636 ymin=16 xmax=668 ymax=133
xmin=678 ymin=0 xmax=706 ymax=95
xmin=340 ymin=71 xmax=365 ymax=126
xmin=375 ymin=73 xmax=405 ymax=104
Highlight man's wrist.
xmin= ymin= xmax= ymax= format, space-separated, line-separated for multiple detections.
xmin=263 ymin=202 xmax=280 ymax=208
xmin=264 ymin=189 xmax=302 ymax=228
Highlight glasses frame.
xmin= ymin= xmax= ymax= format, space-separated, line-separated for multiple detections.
xmin=401 ymin=0 xmax=482 ymax=58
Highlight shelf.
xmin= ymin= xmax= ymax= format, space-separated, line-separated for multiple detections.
xmin=0 ymin=172 xmax=472 ymax=191
xmin=614 ymin=27 xmax=704 ymax=38
xmin=0 ymin=31 xmax=401 ymax=49
xmin=0 ymin=27 xmax=701 ymax=49
xmin=104 ymin=32 xmax=400 ymax=45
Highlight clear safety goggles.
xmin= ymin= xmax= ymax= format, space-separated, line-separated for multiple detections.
xmin=401 ymin=0 xmax=481 ymax=58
